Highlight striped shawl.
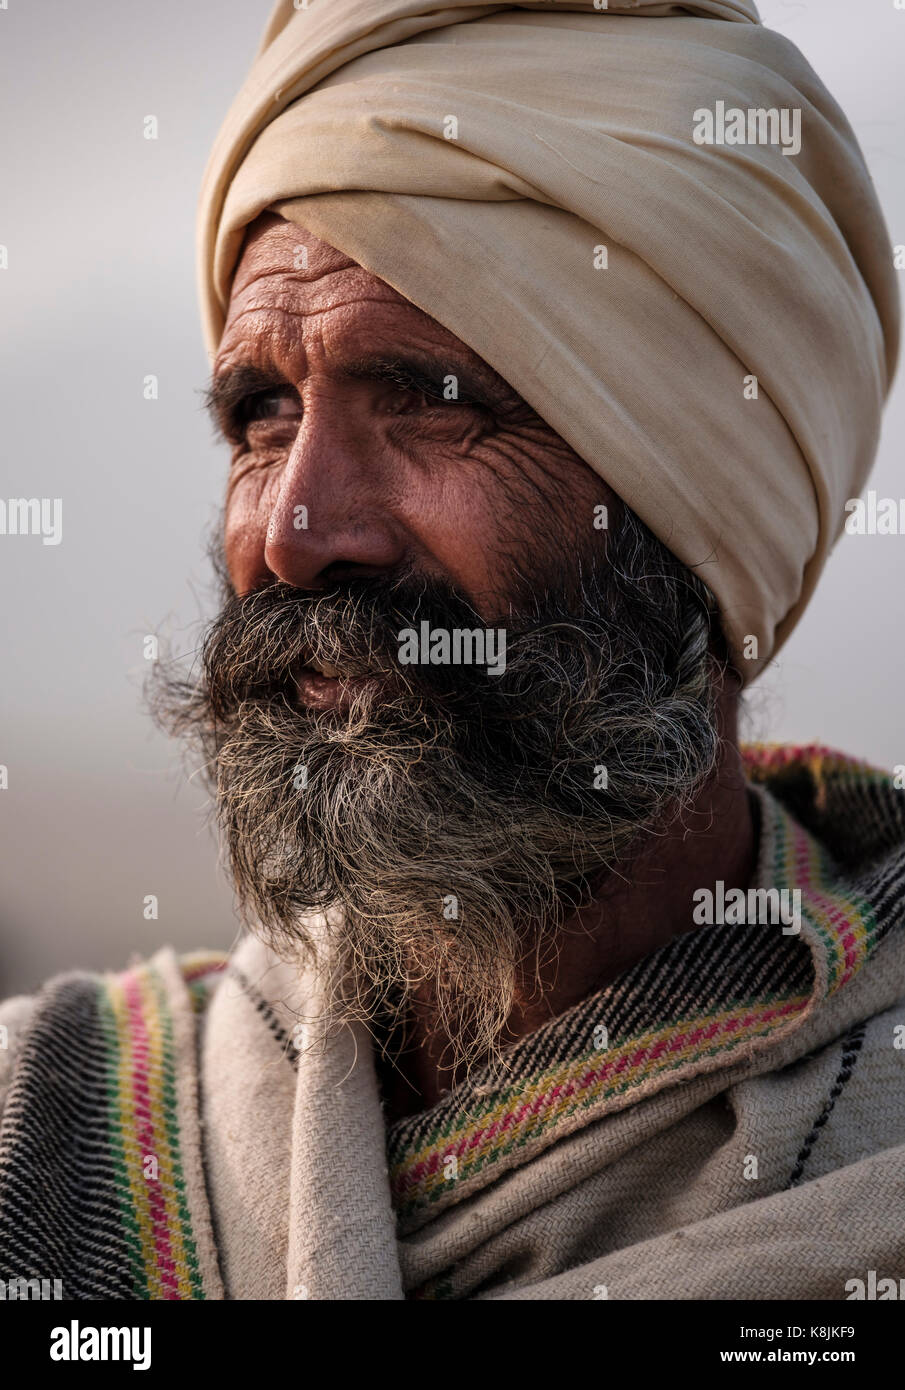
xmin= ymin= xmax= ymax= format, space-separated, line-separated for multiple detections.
xmin=1 ymin=743 xmax=904 ymax=1299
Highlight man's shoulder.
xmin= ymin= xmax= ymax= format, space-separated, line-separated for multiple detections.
xmin=0 ymin=947 xmax=230 ymax=1298
xmin=742 ymin=741 xmax=905 ymax=855
xmin=0 ymin=948 xmax=229 ymax=1129
xmin=0 ymin=993 xmax=38 ymax=1122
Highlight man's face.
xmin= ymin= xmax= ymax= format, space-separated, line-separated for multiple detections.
xmin=161 ymin=212 xmax=723 ymax=1074
xmin=212 ymin=212 xmax=613 ymax=636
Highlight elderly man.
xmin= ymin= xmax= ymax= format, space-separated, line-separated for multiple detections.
xmin=0 ymin=0 xmax=903 ymax=1303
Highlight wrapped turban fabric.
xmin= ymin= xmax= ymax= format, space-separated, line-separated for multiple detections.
xmin=197 ymin=0 xmax=899 ymax=680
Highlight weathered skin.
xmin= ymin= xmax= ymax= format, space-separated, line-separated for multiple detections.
xmin=211 ymin=211 xmax=756 ymax=1114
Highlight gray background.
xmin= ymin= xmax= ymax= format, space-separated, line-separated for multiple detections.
xmin=0 ymin=0 xmax=902 ymax=995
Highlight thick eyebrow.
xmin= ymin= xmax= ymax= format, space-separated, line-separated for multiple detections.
xmin=202 ymin=352 xmax=510 ymax=441
xmin=340 ymin=354 xmax=507 ymax=409
xmin=202 ymin=364 xmax=285 ymax=442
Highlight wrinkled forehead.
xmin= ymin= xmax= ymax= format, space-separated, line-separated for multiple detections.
xmin=231 ymin=213 xmax=360 ymax=295
xmin=220 ymin=211 xmax=513 ymax=392
xmin=222 ymin=212 xmax=400 ymax=329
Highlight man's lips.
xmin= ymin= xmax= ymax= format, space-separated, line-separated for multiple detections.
xmin=305 ymin=656 xmax=343 ymax=680
xmin=295 ymin=657 xmax=374 ymax=711
xmin=295 ymin=668 xmax=343 ymax=710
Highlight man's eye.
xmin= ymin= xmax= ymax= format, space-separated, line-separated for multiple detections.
xmin=239 ymin=389 xmax=300 ymax=427
xmin=387 ymin=386 xmax=473 ymax=414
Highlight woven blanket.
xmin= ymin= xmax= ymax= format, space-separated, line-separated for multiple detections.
xmin=1 ymin=744 xmax=904 ymax=1299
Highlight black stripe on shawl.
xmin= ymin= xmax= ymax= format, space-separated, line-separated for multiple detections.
xmin=0 ymin=974 xmax=134 ymax=1297
xmin=785 ymin=1022 xmax=867 ymax=1189
xmin=228 ymin=966 xmax=300 ymax=1070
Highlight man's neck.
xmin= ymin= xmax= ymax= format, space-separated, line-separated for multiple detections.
xmin=378 ymin=714 xmax=758 ymax=1124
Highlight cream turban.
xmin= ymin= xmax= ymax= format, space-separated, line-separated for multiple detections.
xmin=197 ymin=0 xmax=899 ymax=680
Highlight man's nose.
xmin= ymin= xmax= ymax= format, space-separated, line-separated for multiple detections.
xmin=262 ymin=405 xmax=406 ymax=590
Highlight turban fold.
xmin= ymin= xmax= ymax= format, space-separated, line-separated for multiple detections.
xmin=197 ymin=0 xmax=899 ymax=679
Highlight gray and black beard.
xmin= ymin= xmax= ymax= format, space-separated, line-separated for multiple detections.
xmin=151 ymin=509 xmax=727 ymax=1076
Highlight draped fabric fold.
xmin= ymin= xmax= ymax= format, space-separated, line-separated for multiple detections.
xmin=197 ymin=748 xmax=905 ymax=1300
xmin=197 ymin=0 xmax=899 ymax=677
xmin=2 ymin=749 xmax=905 ymax=1297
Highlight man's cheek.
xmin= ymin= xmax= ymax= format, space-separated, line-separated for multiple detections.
xmin=226 ymin=449 xmax=286 ymax=503
xmin=223 ymin=493 xmax=277 ymax=592
xmin=225 ymin=465 xmax=284 ymax=535
xmin=501 ymin=436 xmax=612 ymax=555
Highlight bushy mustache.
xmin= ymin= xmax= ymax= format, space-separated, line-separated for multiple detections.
xmin=151 ymin=515 xmax=726 ymax=1075
xmin=190 ymin=572 xmax=515 ymax=720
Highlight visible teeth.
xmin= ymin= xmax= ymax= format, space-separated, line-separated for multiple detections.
xmin=307 ymin=658 xmax=341 ymax=679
